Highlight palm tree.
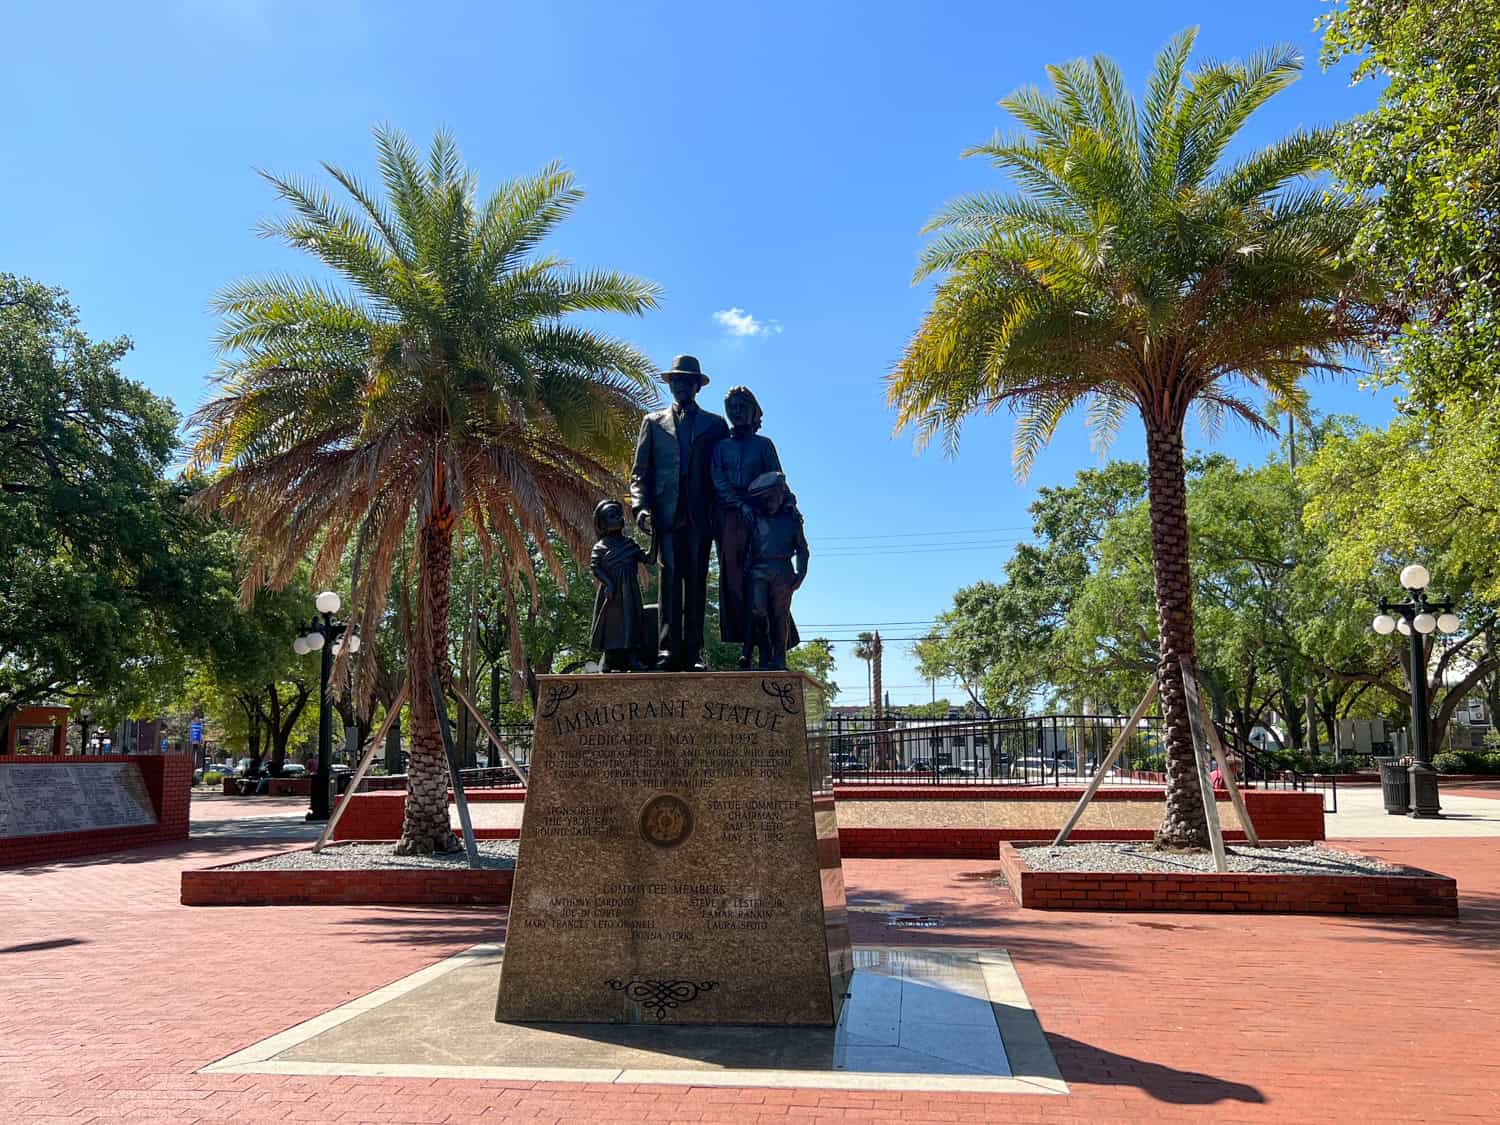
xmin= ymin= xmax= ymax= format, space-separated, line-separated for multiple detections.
xmin=852 ymin=631 xmax=877 ymax=710
xmin=887 ymin=30 xmax=1379 ymax=847
xmin=191 ymin=127 xmax=660 ymax=854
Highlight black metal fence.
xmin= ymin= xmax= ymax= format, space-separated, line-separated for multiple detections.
xmin=1217 ymin=724 xmax=1339 ymax=814
xmin=353 ymin=711 xmax=1342 ymax=812
xmin=814 ymin=713 xmax=1167 ymax=786
xmin=357 ymin=722 xmax=534 ymax=791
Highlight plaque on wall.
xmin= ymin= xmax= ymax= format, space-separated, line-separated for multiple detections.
xmin=0 ymin=763 xmax=159 ymax=839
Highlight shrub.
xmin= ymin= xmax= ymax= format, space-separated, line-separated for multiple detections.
xmin=1432 ymin=752 xmax=1466 ymax=774
xmin=1482 ymin=754 xmax=1500 ymax=775
xmin=1456 ymin=750 xmax=1486 ymax=772
xmin=203 ymin=771 xmax=223 ymax=786
xmin=1128 ymin=753 xmax=1167 ymax=772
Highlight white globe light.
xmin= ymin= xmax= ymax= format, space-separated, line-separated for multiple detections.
xmin=346 ymin=633 xmax=361 ymax=653
xmin=292 ymin=636 xmax=310 ymax=655
xmin=1437 ymin=612 xmax=1461 ymax=635
xmin=1400 ymin=564 xmax=1430 ymax=590
xmin=330 ymin=639 xmax=343 ymax=655
xmin=315 ymin=590 xmax=342 ymax=615
xmin=1397 ymin=619 xmax=1412 ymax=635
xmin=1413 ymin=612 xmax=1437 ymax=634
xmin=306 ymin=631 xmax=325 ymax=651
xmin=1372 ymin=614 xmax=1397 ymax=636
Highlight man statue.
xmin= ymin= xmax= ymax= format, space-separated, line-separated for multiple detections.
xmin=630 ymin=355 xmax=729 ymax=671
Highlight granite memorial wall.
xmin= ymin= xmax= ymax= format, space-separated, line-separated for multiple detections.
xmin=0 ymin=761 xmax=159 ymax=839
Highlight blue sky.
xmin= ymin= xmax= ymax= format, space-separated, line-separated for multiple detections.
xmin=2 ymin=1 xmax=1390 ymax=705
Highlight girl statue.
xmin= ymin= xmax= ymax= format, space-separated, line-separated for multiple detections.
xmin=710 ymin=386 xmax=797 ymax=656
xmin=588 ymin=499 xmax=649 ymax=671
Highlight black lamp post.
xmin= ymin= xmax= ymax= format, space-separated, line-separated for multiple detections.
xmin=292 ymin=590 xmax=359 ymax=821
xmin=1372 ymin=563 xmax=1460 ymax=819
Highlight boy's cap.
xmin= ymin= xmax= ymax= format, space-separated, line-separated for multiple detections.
xmin=747 ymin=471 xmax=786 ymax=495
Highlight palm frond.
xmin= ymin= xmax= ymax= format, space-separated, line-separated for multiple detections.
xmin=191 ymin=126 xmax=661 ymax=649
xmin=892 ymin=28 xmax=1378 ymax=483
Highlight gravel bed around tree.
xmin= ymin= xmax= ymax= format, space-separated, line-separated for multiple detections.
xmin=1016 ymin=842 xmax=1407 ymax=877
xmin=225 ymin=840 xmax=519 ymax=871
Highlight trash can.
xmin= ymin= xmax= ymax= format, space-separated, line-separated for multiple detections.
xmin=1378 ymin=757 xmax=1410 ymax=815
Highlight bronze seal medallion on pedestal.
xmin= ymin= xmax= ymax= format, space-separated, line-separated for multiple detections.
xmin=639 ymin=794 xmax=693 ymax=848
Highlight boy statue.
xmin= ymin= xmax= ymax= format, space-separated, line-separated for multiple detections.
xmin=588 ymin=499 xmax=649 ymax=672
xmin=741 ymin=471 xmax=809 ymax=671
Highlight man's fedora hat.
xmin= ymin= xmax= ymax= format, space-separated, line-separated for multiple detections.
xmin=660 ymin=354 xmax=709 ymax=386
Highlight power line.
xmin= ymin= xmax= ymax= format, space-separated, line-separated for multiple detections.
xmin=816 ymin=525 xmax=1030 ymax=541
xmin=816 ymin=539 xmax=1025 ymax=557
xmin=796 ymin=620 xmax=937 ymax=627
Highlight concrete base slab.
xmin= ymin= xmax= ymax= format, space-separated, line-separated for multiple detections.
xmin=201 ymin=944 xmax=1065 ymax=1095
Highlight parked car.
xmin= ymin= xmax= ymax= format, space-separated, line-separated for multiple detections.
xmin=839 ymin=759 xmax=869 ymax=774
xmin=280 ymin=763 xmax=307 ymax=777
xmin=938 ymin=765 xmax=975 ymax=778
xmin=908 ymin=758 xmax=936 ymax=772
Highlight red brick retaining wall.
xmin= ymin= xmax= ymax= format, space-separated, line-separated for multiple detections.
xmin=180 ymin=851 xmax=514 ymax=906
xmin=1 ymin=754 xmax=192 ymax=867
xmin=997 ymin=843 xmax=1458 ymax=916
xmin=219 ymin=776 xmax=312 ymax=796
xmin=838 ymin=826 xmax=1262 ymax=858
xmin=330 ymin=786 xmax=1324 ymax=856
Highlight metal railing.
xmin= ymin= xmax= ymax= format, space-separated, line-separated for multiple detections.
xmin=1213 ymin=722 xmax=1339 ymax=814
xmin=356 ymin=722 xmax=534 ymax=791
xmin=814 ymin=713 xmax=1166 ymax=786
xmin=349 ymin=710 xmax=1339 ymax=812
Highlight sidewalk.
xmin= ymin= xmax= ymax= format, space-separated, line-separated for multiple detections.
xmin=1 ymin=808 xmax=1497 ymax=1122
xmin=1327 ymin=783 xmax=1500 ymax=837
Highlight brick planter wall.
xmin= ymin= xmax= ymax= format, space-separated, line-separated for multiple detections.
xmin=180 ymin=848 xmax=514 ymax=906
xmin=1 ymin=754 xmax=192 ymax=867
xmin=997 ymin=843 xmax=1458 ymax=916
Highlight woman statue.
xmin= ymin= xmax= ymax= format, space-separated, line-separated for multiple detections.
xmin=711 ymin=386 xmax=797 ymax=656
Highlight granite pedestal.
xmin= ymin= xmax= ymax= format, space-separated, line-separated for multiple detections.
xmin=496 ymin=672 xmax=852 ymax=1026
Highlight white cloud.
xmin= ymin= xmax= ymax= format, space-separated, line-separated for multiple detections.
xmin=713 ymin=307 xmax=783 ymax=338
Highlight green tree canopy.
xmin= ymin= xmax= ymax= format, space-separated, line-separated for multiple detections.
xmin=0 ymin=275 xmax=220 ymax=739
xmin=1322 ymin=0 xmax=1500 ymax=409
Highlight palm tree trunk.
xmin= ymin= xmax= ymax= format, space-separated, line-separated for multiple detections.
xmin=396 ymin=519 xmax=462 ymax=855
xmin=1144 ymin=418 xmax=1209 ymax=849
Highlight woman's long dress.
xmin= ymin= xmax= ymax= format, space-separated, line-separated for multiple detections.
xmin=589 ymin=535 xmax=648 ymax=653
xmin=711 ymin=432 xmax=784 ymax=644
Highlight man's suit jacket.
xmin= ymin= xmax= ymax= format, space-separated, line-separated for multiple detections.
xmin=630 ymin=404 xmax=730 ymax=536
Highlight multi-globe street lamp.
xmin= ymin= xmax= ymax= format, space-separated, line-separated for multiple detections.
xmin=1371 ymin=563 xmax=1459 ymax=818
xmin=292 ymin=590 xmax=360 ymax=821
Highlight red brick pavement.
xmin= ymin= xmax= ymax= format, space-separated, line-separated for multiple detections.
xmin=2 ymin=826 xmax=1497 ymax=1124
xmin=1445 ymin=781 xmax=1500 ymax=800
xmin=186 ymin=794 xmax=312 ymax=821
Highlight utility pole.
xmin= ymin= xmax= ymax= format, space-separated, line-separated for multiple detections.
xmin=1288 ymin=412 xmax=1320 ymax=755
xmin=872 ymin=632 xmax=888 ymax=769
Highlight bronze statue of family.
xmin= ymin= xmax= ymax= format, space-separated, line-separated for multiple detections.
xmin=588 ymin=355 xmax=809 ymax=673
